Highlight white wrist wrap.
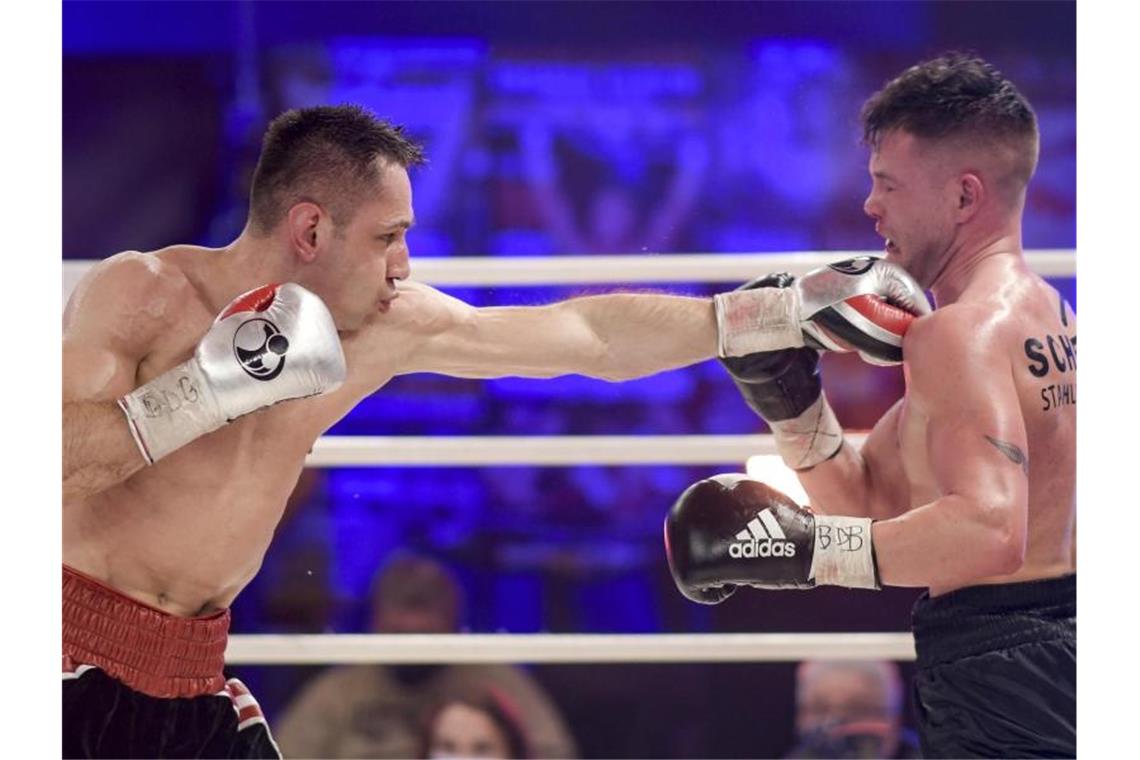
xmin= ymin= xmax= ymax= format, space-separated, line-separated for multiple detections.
xmin=118 ymin=359 xmax=226 ymax=464
xmin=808 ymin=515 xmax=880 ymax=590
xmin=767 ymin=394 xmax=843 ymax=470
xmin=714 ymin=288 xmax=804 ymax=357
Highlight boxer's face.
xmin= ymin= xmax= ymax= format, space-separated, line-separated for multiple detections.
xmin=863 ymin=130 xmax=961 ymax=288
xmin=310 ymin=160 xmax=414 ymax=331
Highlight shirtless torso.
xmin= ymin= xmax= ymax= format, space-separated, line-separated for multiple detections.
xmin=64 ymin=247 xmax=356 ymax=616
xmin=894 ymin=256 xmax=1075 ymax=595
xmin=795 ymin=257 xmax=1076 ymax=596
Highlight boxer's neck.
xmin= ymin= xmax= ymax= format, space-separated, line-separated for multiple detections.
xmin=208 ymin=232 xmax=300 ymax=311
xmin=930 ymin=234 xmax=1024 ymax=306
xmin=930 ymin=202 xmax=1025 ymax=307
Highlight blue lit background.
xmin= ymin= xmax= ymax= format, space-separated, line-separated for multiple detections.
xmin=64 ymin=2 xmax=1075 ymax=754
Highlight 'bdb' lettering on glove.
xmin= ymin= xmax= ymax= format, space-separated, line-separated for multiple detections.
xmin=664 ymin=474 xmax=879 ymax=605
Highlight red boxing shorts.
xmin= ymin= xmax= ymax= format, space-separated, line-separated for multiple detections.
xmin=62 ymin=564 xmax=280 ymax=758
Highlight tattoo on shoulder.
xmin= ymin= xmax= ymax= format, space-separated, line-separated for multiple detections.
xmin=984 ymin=435 xmax=1029 ymax=475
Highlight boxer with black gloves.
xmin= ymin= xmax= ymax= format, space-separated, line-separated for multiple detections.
xmin=666 ymin=55 xmax=1076 ymax=759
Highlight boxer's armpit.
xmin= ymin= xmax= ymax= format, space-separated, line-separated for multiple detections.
xmin=984 ymin=435 xmax=1029 ymax=476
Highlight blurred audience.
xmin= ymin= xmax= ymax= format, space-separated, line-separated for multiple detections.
xmin=274 ymin=552 xmax=577 ymax=759
xmin=521 ymin=119 xmax=708 ymax=255
xmin=786 ymin=660 xmax=920 ymax=759
xmin=420 ymin=687 xmax=532 ymax=759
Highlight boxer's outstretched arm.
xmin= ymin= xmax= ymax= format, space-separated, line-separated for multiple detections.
xmin=63 ymin=255 xmax=169 ymax=500
xmin=870 ymin=308 xmax=1029 ymax=588
xmin=392 ymin=281 xmax=717 ymax=380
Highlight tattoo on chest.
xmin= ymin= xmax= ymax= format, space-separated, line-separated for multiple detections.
xmin=1022 ymin=299 xmax=1076 ymax=412
xmin=985 ymin=435 xmax=1029 ymax=476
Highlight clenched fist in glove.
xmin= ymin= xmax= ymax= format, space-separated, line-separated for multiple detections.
xmin=664 ymin=474 xmax=879 ymax=605
xmin=118 ymin=283 xmax=346 ymax=464
xmin=714 ymin=256 xmax=931 ymax=365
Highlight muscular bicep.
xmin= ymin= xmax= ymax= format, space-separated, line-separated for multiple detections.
xmin=925 ymin=384 xmax=1029 ymax=513
xmin=910 ymin=314 xmax=1029 ymax=521
xmin=63 ymin=340 xmax=139 ymax=403
xmin=62 ymin=252 xmax=176 ymax=402
xmin=62 ymin=253 xmax=183 ymax=495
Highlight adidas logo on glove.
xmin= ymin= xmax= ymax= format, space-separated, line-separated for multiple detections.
xmin=729 ymin=509 xmax=797 ymax=558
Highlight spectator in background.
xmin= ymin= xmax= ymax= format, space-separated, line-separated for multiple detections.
xmin=274 ymin=552 xmax=577 ymax=759
xmin=420 ymin=687 xmax=531 ymax=759
xmin=786 ymin=660 xmax=920 ymax=759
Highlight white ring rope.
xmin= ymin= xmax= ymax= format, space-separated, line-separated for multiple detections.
xmin=62 ymin=250 xmax=1074 ymax=301
xmin=305 ymin=433 xmax=869 ymax=467
xmin=225 ymin=632 xmax=916 ymax=664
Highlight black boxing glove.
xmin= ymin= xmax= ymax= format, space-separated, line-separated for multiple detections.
xmin=719 ymin=275 xmax=841 ymax=470
xmin=663 ymin=474 xmax=879 ymax=605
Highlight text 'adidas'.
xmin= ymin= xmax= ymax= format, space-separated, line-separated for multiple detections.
xmin=729 ymin=509 xmax=797 ymax=559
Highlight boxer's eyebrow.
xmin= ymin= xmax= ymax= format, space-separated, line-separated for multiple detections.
xmin=378 ymin=216 xmax=416 ymax=232
xmin=984 ymin=435 xmax=1029 ymax=476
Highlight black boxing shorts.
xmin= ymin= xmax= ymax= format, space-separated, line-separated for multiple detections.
xmin=62 ymin=564 xmax=280 ymax=759
xmin=911 ymin=573 xmax=1076 ymax=758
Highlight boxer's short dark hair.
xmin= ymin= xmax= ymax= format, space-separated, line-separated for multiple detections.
xmin=249 ymin=104 xmax=425 ymax=234
xmin=860 ymin=54 xmax=1039 ymax=188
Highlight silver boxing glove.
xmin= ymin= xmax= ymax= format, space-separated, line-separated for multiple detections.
xmin=714 ymin=256 xmax=932 ymax=365
xmin=118 ymin=283 xmax=347 ymax=464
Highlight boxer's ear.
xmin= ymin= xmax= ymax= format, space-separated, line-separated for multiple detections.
xmin=955 ymin=173 xmax=984 ymax=222
xmin=286 ymin=202 xmax=325 ymax=263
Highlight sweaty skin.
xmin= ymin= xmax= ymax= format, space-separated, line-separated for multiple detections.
xmin=797 ymin=130 xmax=1075 ymax=595
xmin=63 ymin=160 xmax=718 ymax=617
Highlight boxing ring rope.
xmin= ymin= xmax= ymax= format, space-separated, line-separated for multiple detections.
xmin=305 ymin=433 xmax=869 ymax=467
xmin=225 ymin=633 xmax=916 ymax=664
xmin=62 ymin=249 xmax=1074 ymax=297
xmin=64 ymin=251 xmax=1072 ymax=667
